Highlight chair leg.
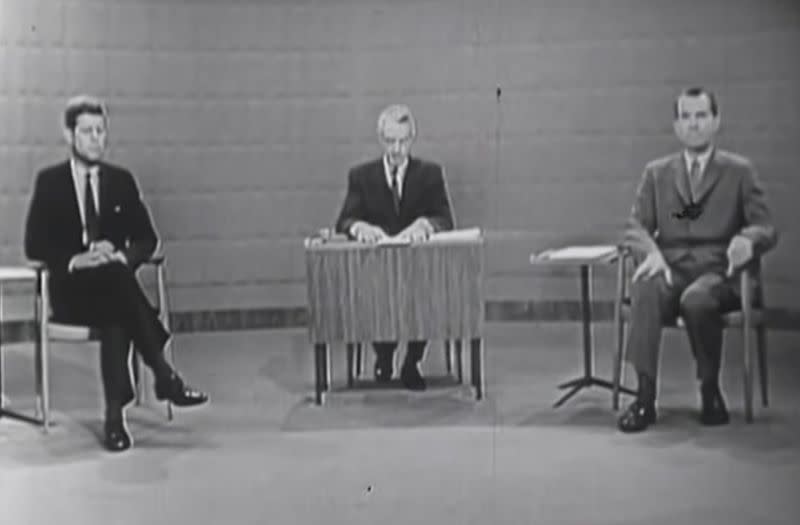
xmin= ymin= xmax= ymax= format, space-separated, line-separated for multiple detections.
xmin=165 ymin=342 xmax=174 ymax=421
xmin=756 ymin=326 xmax=768 ymax=408
xmin=131 ymin=349 xmax=143 ymax=406
xmin=743 ymin=325 xmax=754 ymax=424
xmin=444 ymin=340 xmax=452 ymax=375
xmin=612 ymin=317 xmax=625 ymax=411
xmin=355 ymin=343 xmax=363 ymax=378
xmin=455 ymin=340 xmax=463 ymax=384
xmin=33 ymin=305 xmax=44 ymax=420
xmin=346 ymin=343 xmax=355 ymax=388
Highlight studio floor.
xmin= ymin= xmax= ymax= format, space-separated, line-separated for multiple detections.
xmin=1 ymin=322 xmax=799 ymax=525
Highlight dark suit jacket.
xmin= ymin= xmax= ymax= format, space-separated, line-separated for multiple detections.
xmin=24 ymin=160 xmax=159 ymax=318
xmin=335 ymin=156 xmax=454 ymax=236
xmin=626 ymin=148 xmax=778 ymax=274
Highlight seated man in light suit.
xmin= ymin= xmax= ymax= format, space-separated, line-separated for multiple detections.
xmin=24 ymin=95 xmax=208 ymax=452
xmin=618 ymin=86 xmax=778 ymax=432
xmin=335 ymin=104 xmax=454 ymax=390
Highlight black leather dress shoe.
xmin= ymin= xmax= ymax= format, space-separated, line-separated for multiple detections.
xmin=700 ymin=386 xmax=730 ymax=426
xmin=617 ymin=399 xmax=656 ymax=433
xmin=104 ymin=420 xmax=132 ymax=452
xmin=374 ymin=359 xmax=393 ymax=384
xmin=155 ymin=374 xmax=209 ymax=407
xmin=400 ymin=365 xmax=426 ymax=391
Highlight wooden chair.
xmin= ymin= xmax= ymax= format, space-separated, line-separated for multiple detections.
xmin=611 ymin=248 xmax=769 ymax=422
xmin=29 ymin=254 xmax=174 ymax=432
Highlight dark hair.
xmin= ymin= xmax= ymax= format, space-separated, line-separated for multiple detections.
xmin=673 ymin=86 xmax=719 ymax=119
xmin=63 ymin=97 xmax=107 ymax=131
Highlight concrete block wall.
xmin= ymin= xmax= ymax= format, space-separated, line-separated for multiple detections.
xmin=1 ymin=0 xmax=799 ymax=318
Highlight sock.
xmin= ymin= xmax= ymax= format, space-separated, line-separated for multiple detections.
xmin=105 ymin=402 xmax=123 ymax=424
xmin=151 ymin=354 xmax=175 ymax=385
xmin=701 ymin=378 xmax=720 ymax=401
xmin=637 ymin=372 xmax=656 ymax=405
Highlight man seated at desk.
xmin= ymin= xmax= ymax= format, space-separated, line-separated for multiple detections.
xmin=618 ymin=86 xmax=778 ymax=433
xmin=335 ymin=104 xmax=454 ymax=390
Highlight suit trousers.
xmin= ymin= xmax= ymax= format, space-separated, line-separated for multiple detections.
xmin=55 ymin=262 xmax=170 ymax=405
xmin=373 ymin=341 xmax=427 ymax=366
xmin=625 ymin=264 xmax=740 ymax=383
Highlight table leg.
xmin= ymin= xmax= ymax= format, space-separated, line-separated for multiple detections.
xmin=554 ymin=264 xmax=635 ymax=408
xmin=455 ymin=339 xmax=464 ymax=384
xmin=346 ymin=343 xmax=355 ymax=389
xmin=314 ymin=343 xmax=326 ymax=405
xmin=470 ymin=338 xmax=483 ymax=400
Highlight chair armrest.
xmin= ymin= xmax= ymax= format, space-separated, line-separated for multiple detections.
xmin=26 ymin=260 xmax=48 ymax=284
xmin=27 ymin=260 xmax=46 ymax=272
xmin=144 ymin=253 xmax=166 ymax=266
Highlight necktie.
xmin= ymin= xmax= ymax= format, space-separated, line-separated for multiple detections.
xmin=84 ymin=171 xmax=100 ymax=245
xmin=689 ymin=159 xmax=701 ymax=202
xmin=389 ymin=166 xmax=401 ymax=214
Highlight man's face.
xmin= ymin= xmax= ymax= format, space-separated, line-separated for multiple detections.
xmin=68 ymin=113 xmax=107 ymax=165
xmin=380 ymin=120 xmax=413 ymax=167
xmin=673 ymin=94 xmax=719 ymax=151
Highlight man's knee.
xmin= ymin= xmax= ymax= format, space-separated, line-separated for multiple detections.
xmin=630 ymin=275 xmax=670 ymax=305
xmin=679 ymin=287 xmax=718 ymax=317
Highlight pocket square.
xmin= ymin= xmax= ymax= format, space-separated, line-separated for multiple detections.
xmin=114 ymin=205 xmax=122 ymax=213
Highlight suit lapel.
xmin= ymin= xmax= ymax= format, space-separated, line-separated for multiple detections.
xmin=398 ymin=157 xmax=418 ymax=218
xmin=693 ymin=149 xmax=723 ymax=203
xmin=672 ymin=155 xmax=693 ymax=204
xmin=371 ymin=160 xmax=397 ymax=217
xmin=98 ymin=163 xmax=110 ymax=219
xmin=57 ymin=161 xmax=83 ymax=231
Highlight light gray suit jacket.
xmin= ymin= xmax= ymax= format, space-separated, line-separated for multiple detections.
xmin=626 ymin=148 xmax=778 ymax=274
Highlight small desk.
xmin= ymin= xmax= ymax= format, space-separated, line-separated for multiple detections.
xmin=305 ymin=236 xmax=486 ymax=404
xmin=0 ymin=266 xmax=48 ymax=428
xmin=530 ymin=246 xmax=636 ymax=407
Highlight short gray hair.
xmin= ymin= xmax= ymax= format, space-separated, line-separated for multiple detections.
xmin=377 ymin=104 xmax=416 ymax=139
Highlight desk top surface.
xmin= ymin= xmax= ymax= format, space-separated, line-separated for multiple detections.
xmin=530 ymin=244 xmax=619 ymax=266
xmin=305 ymin=237 xmax=485 ymax=251
xmin=0 ymin=266 xmax=37 ymax=281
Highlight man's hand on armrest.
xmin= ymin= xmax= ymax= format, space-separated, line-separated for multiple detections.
xmin=726 ymin=235 xmax=754 ymax=277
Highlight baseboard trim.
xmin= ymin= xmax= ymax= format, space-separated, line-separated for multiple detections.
xmin=2 ymin=300 xmax=799 ymax=344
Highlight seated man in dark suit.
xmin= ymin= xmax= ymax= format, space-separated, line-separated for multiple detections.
xmin=24 ymin=95 xmax=208 ymax=452
xmin=335 ymin=104 xmax=454 ymax=390
xmin=618 ymin=86 xmax=778 ymax=433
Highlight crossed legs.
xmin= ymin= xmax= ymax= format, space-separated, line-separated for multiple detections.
xmin=58 ymin=262 xmax=208 ymax=450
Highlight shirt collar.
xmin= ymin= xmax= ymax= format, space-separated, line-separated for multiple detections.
xmin=684 ymin=146 xmax=714 ymax=175
xmin=70 ymin=157 xmax=99 ymax=180
xmin=383 ymin=156 xmax=409 ymax=193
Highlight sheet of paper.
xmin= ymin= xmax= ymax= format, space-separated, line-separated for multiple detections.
xmin=376 ymin=236 xmax=412 ymax=246
xmin=428 ymin=227 xmax=482 ymax=242
xmin=535 ymin=244 xmax=617 ymax=261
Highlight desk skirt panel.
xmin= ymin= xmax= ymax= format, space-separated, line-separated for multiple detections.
xmin=305 ymin=241 xmax=485 ymax=343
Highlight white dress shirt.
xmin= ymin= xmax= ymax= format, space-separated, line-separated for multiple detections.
xmin=683 ymin=146 xmax=714 ymax=180
xmin=70 ymin=157 xmax=100 ymax=245
xmin=383 ymin=156 xmax=408 ymax=198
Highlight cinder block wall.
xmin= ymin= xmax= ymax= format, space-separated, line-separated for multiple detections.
xmin=1 ymin=0 xmax=798 ymax=314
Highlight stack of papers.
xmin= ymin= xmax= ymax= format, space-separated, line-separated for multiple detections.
xmin=428 ymin=227 xmax=482 ymax=242
xmin=376 ymin=236 xmax=412 ymax=246
xmin=532 ymin=244 xmax=617 ymax=263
